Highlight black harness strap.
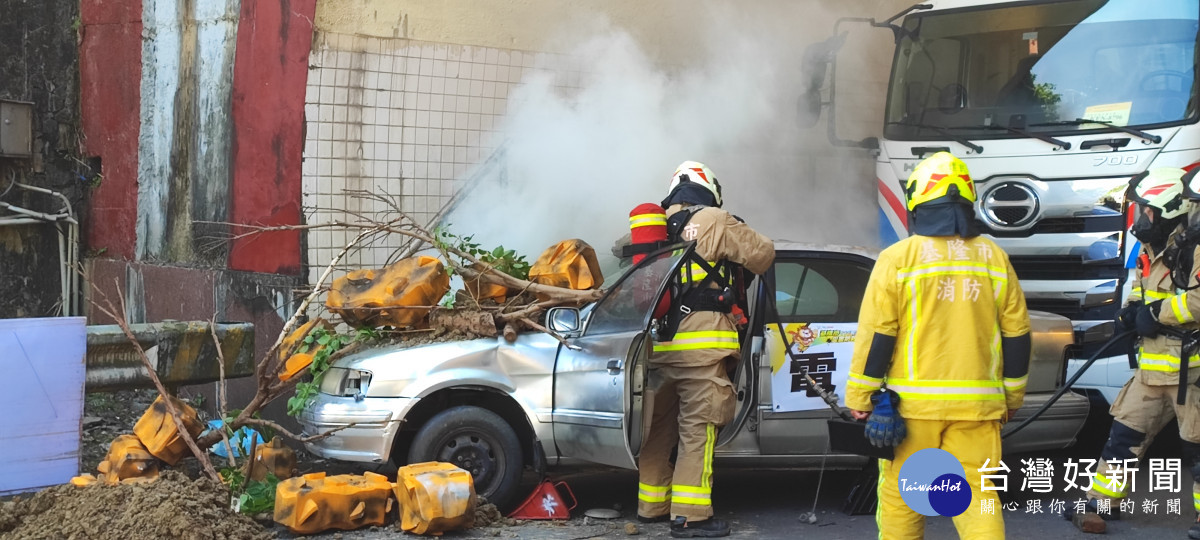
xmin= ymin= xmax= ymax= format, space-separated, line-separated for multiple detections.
xmin=657 ymin=206 xmax=740 ymax=341
xmin=1158 ymin=326 xmax=1200 ymax=405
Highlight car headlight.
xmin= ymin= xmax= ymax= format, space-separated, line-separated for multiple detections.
xmin=319 ymin=367 xmax=372 ymax=399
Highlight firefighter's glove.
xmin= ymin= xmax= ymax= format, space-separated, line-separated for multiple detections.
xmin=865 ymin=389 xmax=906 ymax=448
xmin=1115 ymin=301 xmax=1143 ymax=333
xmin=1135 ymin=300 xmax=1164 ymax=338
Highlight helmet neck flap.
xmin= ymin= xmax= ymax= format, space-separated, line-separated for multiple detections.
xmin=908 ymin=197 xmax=980 ymax=238
xmin=662 ymin=181 xmax=718 ymax=209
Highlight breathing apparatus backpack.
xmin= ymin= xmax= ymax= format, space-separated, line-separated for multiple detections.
xmin=1145 ymin=167 xmax=1200 ymax=405
xmin=623 ymin=203 xmax=749 ymax=341
xmin=1168 ymin=168 xmax=1200 ymax=291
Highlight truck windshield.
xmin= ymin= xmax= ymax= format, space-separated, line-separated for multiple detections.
xmin=884 ymin=0 xmax=1199 ymax=140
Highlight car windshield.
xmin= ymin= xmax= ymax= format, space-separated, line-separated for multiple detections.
xmin=884 ymin=0 xmax=1200 ymax=139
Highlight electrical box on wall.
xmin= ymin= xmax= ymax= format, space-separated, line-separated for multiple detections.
xmin=0 ymin=100 xmax=34 ymax=159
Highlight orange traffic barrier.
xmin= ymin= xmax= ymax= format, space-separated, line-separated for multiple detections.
xmin=96 ymin=434 xmax=160 ymax=484
xmin=248 ymin=437 xmax=297 ymax=481
xmin=528 ymin=240 xmax=603 ymax=301
xmin=463 ymin=263 xmax=512 ymax=304
xmin=70 ymin=473 xmax=98 ymax=487
xmin=393 ymin=461 xmax=477 ymax=535
xmin=326 ymin=256 xmax=450 ymax=328
xmin=274 ymin=471 xmax=394 ymax=534
xmin=132 ymin=395 xmax=204 ymax=466
xmin=277 ymin=318 xmax=335 ymax=381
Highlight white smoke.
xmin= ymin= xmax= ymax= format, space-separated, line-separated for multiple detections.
xmin=445 ymin=6 xmax=880 ymax=271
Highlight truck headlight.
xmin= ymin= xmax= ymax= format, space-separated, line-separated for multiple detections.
xmin=319 ymin=367 xmax=372 ymax=398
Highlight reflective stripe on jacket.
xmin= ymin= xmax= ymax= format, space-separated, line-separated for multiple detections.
xmin=1131 ymin=240 xmax=1200 ymax=385
xmin=650 ymin=205 xmax=774 ymax=368
xmin=845 ymin=235 xmax=1031 ymax=421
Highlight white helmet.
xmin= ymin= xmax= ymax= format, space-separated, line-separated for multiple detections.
xmin=667 ymin=161 xmax=722 ymax=207
xmin=1128 ymin=167 xmax=1190 ymax=221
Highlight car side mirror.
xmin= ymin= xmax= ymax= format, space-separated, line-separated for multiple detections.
xmin=547 ymin=307 xmax=581 ymax=334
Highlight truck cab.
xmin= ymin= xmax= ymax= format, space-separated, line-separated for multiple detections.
xmin=800 ymin=0 xmax=1200 ymax=403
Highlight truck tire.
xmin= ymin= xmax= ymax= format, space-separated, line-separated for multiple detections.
xmin=408 ymin=405 xmax=524 ymax=510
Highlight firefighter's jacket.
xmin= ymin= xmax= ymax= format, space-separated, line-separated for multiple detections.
xmin=650 ymin=205 xmax=774 ymax=368
xmin=846 ymin=234 xmax=1031 ymax=421
xmin=1130 ymin=233 xmax=1200 ymax=387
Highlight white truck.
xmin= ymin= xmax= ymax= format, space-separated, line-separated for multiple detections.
xmin=800 ymin=0 xmax=1199 ymax=406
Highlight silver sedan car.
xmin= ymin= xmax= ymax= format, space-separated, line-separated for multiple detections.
xmin=300 ymin=242 xmax=1090 ymax=509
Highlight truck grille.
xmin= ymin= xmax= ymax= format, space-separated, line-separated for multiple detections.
xmin=983 ymin=215 xmax=1124 ymax=237
xmin=1008 ymin=256 xmax=1124 ymax=281
xmin=1026 ymin=298 xmax=1084 ymax=315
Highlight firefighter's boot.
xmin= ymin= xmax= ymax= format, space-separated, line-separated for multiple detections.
xmin=670 ymin=516 xmax=730 ymax=538
xmin=1188 ymin=514 xmax=1200 ymax=540
xmin=1063 ymin=498 xmax=1119 ymax=534
xmin=1064 ymin=498 xmax=1122 ymax=521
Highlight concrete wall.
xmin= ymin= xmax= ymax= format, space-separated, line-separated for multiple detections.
xmin=300 ymin=0 xmax=908 ymax=282
xmin=227 ymin=0 xmax=313 ymax=275
xmin=0 ymin=0 xmax=90 ymax=318
xmin=313 ymin=0 xmax=903 ymax=136
xmin=78 ymin=0 xmax=317 ymax=362
xmin=77 ymin=0 xmax=318 ymax=428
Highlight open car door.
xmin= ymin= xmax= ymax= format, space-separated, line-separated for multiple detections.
xmin=714 ymin=275 xmax=765 ymax=446
xmin=552 ymin=245 xmax=691 ymax=469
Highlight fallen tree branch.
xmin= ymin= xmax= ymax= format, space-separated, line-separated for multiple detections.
xmin=89 ymin=278 xmax=222 ymax=483
xmin=260 ymin=222 xmax=396 ymax=379
xmin=184 ymin=200 xmax=607 ymax=452
xmin=239 ymin=417 xmax=362 ymax=443
xmin=208 ymin=318 xmax=237 ymax=469
xmin=202 ymin=218 xmax=605 ymax=305
xmin=494 ymin=299 xmax=561 ymax=323
xmin=517 ymin=316 xmax=580 ymax=351
xmin=196 ymin=226 xmax=390 ymax=449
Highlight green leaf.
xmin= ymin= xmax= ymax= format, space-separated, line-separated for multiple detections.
xmin=286 ymin=395 xmax=306 ymax=416
xmin=316 ymin=334 xmax=332 ymax=346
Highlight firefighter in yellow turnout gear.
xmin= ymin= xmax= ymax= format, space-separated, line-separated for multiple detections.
xmin=845 ymin=152 xmax=1031 ymax=540
xmin=636 ymin=161 xmax=774 ymax=538
xmin=1066 ymin=167 xmax=1200 ymax=539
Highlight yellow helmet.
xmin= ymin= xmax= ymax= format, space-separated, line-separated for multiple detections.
xmin=904 ymin=152 xmax=976 ymax=211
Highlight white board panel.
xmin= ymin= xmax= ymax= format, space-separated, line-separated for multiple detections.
xmin=0 ymin=317 xmax=86 ymax=495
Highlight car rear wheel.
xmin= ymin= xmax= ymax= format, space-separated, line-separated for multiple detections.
xmin=408 ymin=405 xmax=523 ymax=510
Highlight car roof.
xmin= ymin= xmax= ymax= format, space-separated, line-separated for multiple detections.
xmin=773 ymin=241 xmax=879 ymax=261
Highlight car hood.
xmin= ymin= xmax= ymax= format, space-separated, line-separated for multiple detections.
xmin=335 ymin=332 xmax=562 ymax=398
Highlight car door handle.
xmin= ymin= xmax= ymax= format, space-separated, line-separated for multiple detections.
xmin=607 ymin=359 xmax=624 ymax=374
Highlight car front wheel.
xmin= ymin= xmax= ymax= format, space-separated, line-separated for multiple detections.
xmin=407 ymin=405 xmax=524 ymax=510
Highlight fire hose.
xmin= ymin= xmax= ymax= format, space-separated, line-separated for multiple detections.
xmin=1001 ymin=329 xmax=1134 ymax=438
xmin=759 ymin=276 xmax=1147 ymax=519
xmin=763 ymin=272 xmax=1143 ymax=439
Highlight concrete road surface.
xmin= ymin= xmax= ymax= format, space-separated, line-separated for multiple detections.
xmin=296 ymin=447 xmax=1197 ymax=539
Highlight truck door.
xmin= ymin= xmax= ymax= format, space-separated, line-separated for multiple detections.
xmin=552 ymin=246 xmax=690 ymax=469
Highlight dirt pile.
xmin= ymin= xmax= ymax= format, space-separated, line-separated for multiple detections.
xmin=0 ymin=471 xmax=271 ymax=540
xmin=473 ymin=497 xmax=517 ymax=528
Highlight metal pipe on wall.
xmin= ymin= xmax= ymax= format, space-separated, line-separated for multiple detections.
xmin=0 ymin=168 xmax=80 ymax=316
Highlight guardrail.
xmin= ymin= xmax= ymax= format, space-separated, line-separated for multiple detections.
xmin=86 ymin=321 xmax=255 ymax=392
